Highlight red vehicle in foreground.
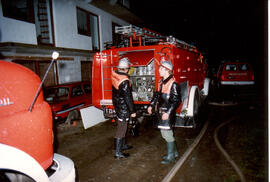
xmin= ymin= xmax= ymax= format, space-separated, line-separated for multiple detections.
xmin=92 ymin=25 xmax=210 ymax=128
xmin=217 ymin=61 xmax=255 ymax=86
xmin=44 ymin=81 xmax=92 ymax=123
xmin=0 ymin=58 xmax=75 ymax=182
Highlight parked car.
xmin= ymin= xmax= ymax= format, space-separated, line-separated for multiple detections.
xmin=211 ymin=61 xmax=255 ymax=103
xmin=216 ymin=61 xmax=255 ymax=86
xmin=44 ymin=81 xmax=92 ymax=123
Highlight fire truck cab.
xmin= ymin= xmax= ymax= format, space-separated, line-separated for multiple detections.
xmin=92 ymin=25 xmax=210 ymax=127
xmin=0 ymin=59 xmax=75 ymax=181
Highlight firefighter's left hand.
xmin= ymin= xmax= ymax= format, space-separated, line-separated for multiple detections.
xmin=162 ymin=113 xmax=169 ymax=120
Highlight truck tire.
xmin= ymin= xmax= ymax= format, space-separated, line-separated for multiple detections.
xmin=186 ymin=86 xmax=200 ymax=128
xmin=2 ymin=170 xmax=35 ymax=182
xmin=0 ymin=144 xmax=50 ymax=182
xmin=65 ymin=110 xmax=80 ymax=124
xmin=190 ymin=90 xmax=199 ymax=128
xmin=201 ymin=77 xmax=210 ymax=99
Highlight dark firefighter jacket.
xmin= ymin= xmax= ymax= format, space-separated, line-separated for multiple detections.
xmin=111 ymin=70 xmax=135 ymax=121
xmin=150 ymin=75 xmax=181 ymax=129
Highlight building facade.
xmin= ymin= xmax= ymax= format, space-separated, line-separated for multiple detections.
xmin=0 ymin=0 xmax=139 ymax=86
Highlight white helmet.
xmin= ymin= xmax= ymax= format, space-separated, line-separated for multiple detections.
xmin=118 ymin=57 xmax=130 ymax=69
xmin=160 ymin=60 xmax=173 ymax=71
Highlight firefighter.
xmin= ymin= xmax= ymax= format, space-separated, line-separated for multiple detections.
xmin=111 ymin=57 xmax=136 ymax=159
xmin=147 ymin=59 xmax=181 ymax=164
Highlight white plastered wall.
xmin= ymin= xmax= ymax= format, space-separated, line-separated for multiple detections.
xmin=0 ymin=2 xmax=37 ymax=44
xmin=52 ymin=0 xmax=129 ymax=83
xmin=0 ymin=0 xmax=130 ymax=84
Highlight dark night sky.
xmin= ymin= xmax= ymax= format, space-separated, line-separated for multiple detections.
xmin=130 ymin=0 xmax=267 ymax=76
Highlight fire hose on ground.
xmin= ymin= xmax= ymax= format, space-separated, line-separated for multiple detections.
xmin=162 ymin=108 xmax=246 ymax=182
xmin=162 ymin=116 xmax=210 ymax=182
xmin=214 ymin=117 xmax=246 ymax=182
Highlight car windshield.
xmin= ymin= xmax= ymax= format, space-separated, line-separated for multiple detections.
xmin=44 ymin=87 xmax=69 ymax=102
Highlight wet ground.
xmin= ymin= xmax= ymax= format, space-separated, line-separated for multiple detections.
xmin=54 ymin=86 xmax=268 ymax=182
xmin=173 ymin=103 xmax=267 ymax=182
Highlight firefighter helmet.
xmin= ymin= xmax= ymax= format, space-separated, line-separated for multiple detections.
xmin=118 ymin=57 xmax=130 ymax=69
xmin=160 ymin=60 xmax=173 ymax=71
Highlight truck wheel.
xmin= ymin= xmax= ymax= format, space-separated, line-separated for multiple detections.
xmin=65 ymin=110 xmax=80 ymax=124
xmin=1 ymin=170 xmax=35 ymax=182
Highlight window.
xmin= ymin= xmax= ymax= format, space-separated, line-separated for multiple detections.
xmin=117 ymin=0 xmax=130 ymax=8
xmin=2 ymin=0 xmax=34 ymax=23
xmin=225 ymin=64 xmax=237 ymax=71
xmin=44 ymin=87 xmax=69 ymax=102
xmin=83 ymin=84 xmax=91 ymax=94
xmin=239 ymin=64 xmax=249 ymax=71
xmin=112 ymin=22 xmax=121 ymax=47
xmin=77 ymin=8 xmax=89 ymax=36
xmin=35 ymin=0 xmax=54 ymax=45
xmin=77 ymin=7 xmax=100 ymax=51
xmin=71 ymin=85 xmax=83 ymax=97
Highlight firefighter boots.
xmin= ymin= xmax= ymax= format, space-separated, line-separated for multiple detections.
xmin=163 ymin=142 xmax=178 ymax=159
xmin=114 ymin=138 xmax=130 ymax=159
xmin=122 ymin=138 xmax=133 ymax=151
xmin=161 ymin=141 xmax=176 ymax=164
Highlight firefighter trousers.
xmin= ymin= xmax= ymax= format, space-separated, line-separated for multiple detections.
xmin=115 ymin=118 xmax=128 ymax=138
xmin=161 ymin=129 xmax=175 ymax=142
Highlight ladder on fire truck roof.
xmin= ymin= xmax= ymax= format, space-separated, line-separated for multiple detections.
xmin=115 ymin=25 xmax=197 ymax=51
xmin=115 ymin=25 xmax=163 ymax=38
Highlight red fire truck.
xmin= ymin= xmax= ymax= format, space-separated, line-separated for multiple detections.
xmin=92 ymin=25 xmax=210 ymax=127
xmin=0 ymin=53 xmax=75 ymax=181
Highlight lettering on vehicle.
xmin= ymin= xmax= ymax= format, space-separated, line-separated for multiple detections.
xmin=0 ymin=97 xmax=14 ymax=107
xmin=96 ymin=52 xmax=108 ymax=62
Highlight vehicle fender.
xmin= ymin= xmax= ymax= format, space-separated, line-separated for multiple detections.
xmin=201 ymin=77 xmax=211 ymax=96
xmin=186 ymin=86 xmax=199 ymax=117
xmin=49 ymin=153 xmax=76 ymax=182
xmin=0 ymin=143 xmax=50 ymax=182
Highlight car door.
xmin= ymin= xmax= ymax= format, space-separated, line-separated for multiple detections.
xmin=70 ymin=84 xmax=86 ymax=109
